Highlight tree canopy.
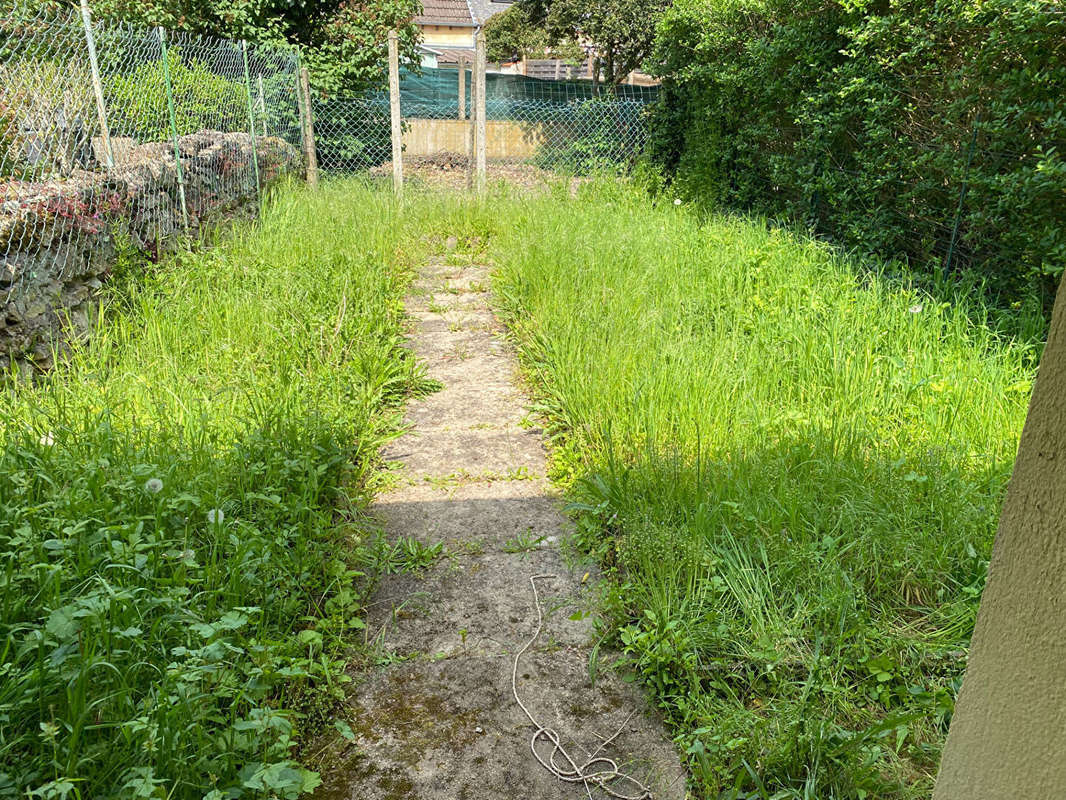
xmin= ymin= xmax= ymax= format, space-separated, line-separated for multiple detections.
xmin=58 ymin=0 xmax=420 ymax=92
xmin=484 ymin=0 xmax=670 ymax=86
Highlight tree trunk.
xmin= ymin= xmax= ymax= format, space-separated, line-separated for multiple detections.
xmin=933 ymin=275 xmax=1066 ymax=797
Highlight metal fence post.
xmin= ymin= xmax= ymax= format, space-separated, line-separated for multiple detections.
xmin=78 ymin=0 xmax=114 ymax=168
xmin=387 ymin=30 xmax=404 ymax=197
xmin=157 ymin=26 xmax=190 ymax=232
xmin=241 ymin=40 xmax=262 ymax=204
xmin=944 ymin=114 xmax=981 ymax=277
xmin=474 ymin=30 xmax=487 ymax=195
xmin=298 ymin=66 xmax=319 ymax=188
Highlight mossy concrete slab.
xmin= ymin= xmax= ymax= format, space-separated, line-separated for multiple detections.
xmin=364 ymin=549 xmax=597 ymax=658
xmin=374 ymin=481 xmax=566 ymax=549
xmin=315 ymin=652 xmax=687 ymax=800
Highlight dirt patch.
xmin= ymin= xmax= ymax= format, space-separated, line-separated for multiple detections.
xmin=310 ymin=256 xmax=686 ymax=799
xmin=369 ymin=155 xmax=586 ymax=193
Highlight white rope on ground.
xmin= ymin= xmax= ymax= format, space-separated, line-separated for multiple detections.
xmin=512 ymin=574 xmax=654 ymax=800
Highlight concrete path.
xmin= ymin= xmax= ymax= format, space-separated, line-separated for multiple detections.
xmin=313 ymin=257 xmax=686 ymax=800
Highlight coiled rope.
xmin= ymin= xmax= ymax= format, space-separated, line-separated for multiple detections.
xmin=512 ymin=574 xmax=654 ymax=800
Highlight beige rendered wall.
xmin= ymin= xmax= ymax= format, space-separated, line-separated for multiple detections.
xmin=420 ymin=24 xmax=474 ymax=47
xmin=933 ymin=278 xmax=1066 ymax=797
xmin=403 ymin=119 xmax=550 ymax=160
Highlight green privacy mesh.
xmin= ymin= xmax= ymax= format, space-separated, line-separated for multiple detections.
xmin=398 ymin=66 xmax=659 ymax=120
xmin=312 ymin=67 xmax=660 ymax=173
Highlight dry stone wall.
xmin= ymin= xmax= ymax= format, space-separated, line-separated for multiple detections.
xmin=0 ymin=130 xmax=299 ymax=372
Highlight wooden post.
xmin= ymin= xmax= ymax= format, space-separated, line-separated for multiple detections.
xmin=387 ymin=30 xmax=404 ymax=197
xmin=474 ymin=30 xmax=487 ymax=195
xmin=458 ymin=56 xmax=466 ymax=121
xmin=294 ymin=54 xmax=306 ymax=160
xmin=466 ymin=57 xmax=476 ymax=190
xmin=78 ymin=0 xmax=114 ymax=168
xmin=298 ymin=66 xmax=319 ymax=188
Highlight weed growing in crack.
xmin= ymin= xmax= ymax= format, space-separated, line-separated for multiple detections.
xmin=502 ymin=528 xmax=548 ymax=554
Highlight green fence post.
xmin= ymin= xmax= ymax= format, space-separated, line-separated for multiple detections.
xmin=241 ymin=40 xmax=262 ymax=206
xmin=294 ymin=50 xmax=307 ymax=160
xmin=944 ymin=114 xmax=981 ymax=277
xmin=157 ymin=26 xmax=190 ymax=233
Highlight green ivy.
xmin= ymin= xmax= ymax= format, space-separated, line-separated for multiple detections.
xmin=60 ymin=0 xmax=421 ymax=94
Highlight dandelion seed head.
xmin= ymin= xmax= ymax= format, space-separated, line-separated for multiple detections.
xmin=674 ymin=198 xmax=682 ymax=206
xmin=207 ymin=508 xmax=225 ymax=525
xmin=39 ymin=433 xmax=54 ymax=447
xmin=909 ymin=303 xmax=924 ymax=314
xmin=144 ymin=478 xmax=163 ymax=494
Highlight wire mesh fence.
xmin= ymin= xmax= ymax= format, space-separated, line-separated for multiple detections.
xmin=315 ymin=66 xmax=660 ymax=175
xmin=0 ymin=1 xmax=302 ymax=346
xmin=312 ymin=92 xmax=390 ymax=174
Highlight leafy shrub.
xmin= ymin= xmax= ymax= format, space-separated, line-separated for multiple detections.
xmin=533 ymin=98 xmax=649 ymax=174
xmin=648 ymin=0 xmax=1066 ymax=305
xmin=106 ymin=50 xmax=247 ymax=141
xmin=312 ymin=95 xmax=392 ymax=172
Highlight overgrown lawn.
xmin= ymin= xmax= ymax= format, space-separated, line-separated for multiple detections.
xmin=479 ymin=181 xmax=1033 ymax=798
xmin=0 ymin=179 xmax=426 ymax=799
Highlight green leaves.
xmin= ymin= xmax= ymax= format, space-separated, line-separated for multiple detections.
xmin=488 ymin=0 xmax=670 ymax=85
xmin=105 ymin=49 xmax=246 ymax=142
xmin=238 ymin=762 xmax=320 ymax=800
xmin=648 ymin=0 xmax=1066 ymax=306
xmin=84 ymin=0 xmax=421 ymax=94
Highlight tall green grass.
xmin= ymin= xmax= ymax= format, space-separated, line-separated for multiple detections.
xmin=0 ymin=179 xmax=426 ymax=799
xmin=2 ymin=174 xmax=1035 ymax=799
xmin=480 ymin=181 xmax=1034 ymax=797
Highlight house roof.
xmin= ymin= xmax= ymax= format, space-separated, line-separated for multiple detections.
xmin=415 ymin=0 xmax=514 ymax=27
xmin=468 ymin=0 xmax=514 ymax=24
xmin=415 ymin=0 xmax=474 ymax=26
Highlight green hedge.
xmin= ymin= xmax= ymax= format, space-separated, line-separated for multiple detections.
xmin=647 ymin=0 xmax=1066 ymax=304
xmin=106 ymin=51 xmax=247 ymax=142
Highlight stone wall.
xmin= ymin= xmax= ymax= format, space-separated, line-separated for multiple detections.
xmin=0 ymin=130 xmax=300 ymax=372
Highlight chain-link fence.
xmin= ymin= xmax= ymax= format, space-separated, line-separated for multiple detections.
xmin=314 ymin=66 xmax=659 ymax=176
xmin=1 ymin=6 xmax=660 ymax=362
xmin=312 ymin=91 xmax=390 ymax=174
xmin=1 ymin=1 xmax=302 ymax=353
